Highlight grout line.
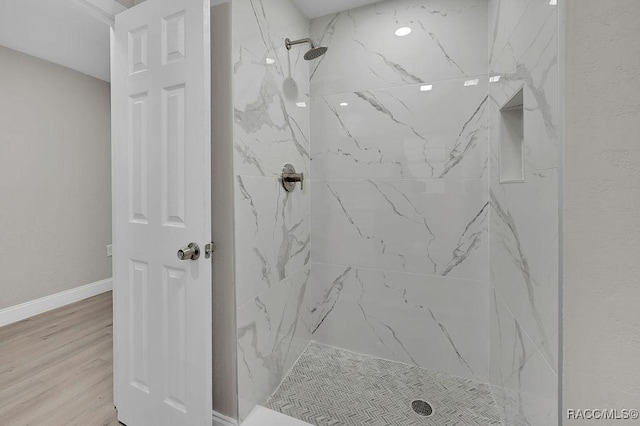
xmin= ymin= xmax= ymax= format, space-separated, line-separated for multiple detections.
xmin=307 ymin=261 xmax=492 ymax=286
xmin=490 ymin=284 xmax=559 ymax=378
xmin=309 ymin=74 xmax=491 ymax=99
xmin=308 ymin=177 xmax=489 ymax=182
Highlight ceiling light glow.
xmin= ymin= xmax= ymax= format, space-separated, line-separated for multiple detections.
xmin=464 ymin=79 xmax=479 ymax=87
xmin=339 ymin=102 xmax=349 ymax=107
xmin=489 ymin=75 xmax=501 ymax=83
xmin=549 ymin=0 xmax=557 ymax=5
xmin=265 ymin=57 xmax=275 ymax=65
xmin=296 ymin=102 xmax=307 ymax=108
xmin=395 ymin=27 xmax=412 ymax=37
xmin=420 ymin=85 xmax=433 ymax=92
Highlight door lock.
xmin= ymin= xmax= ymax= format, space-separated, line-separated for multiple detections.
xmin=204 ymin=242 xmax=215 ymax=259
xmin=177 ymin=243 xmax=200 ymax=260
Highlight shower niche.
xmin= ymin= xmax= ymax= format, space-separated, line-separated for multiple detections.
xmin=500 ymin=87 xmax=525 ymax=183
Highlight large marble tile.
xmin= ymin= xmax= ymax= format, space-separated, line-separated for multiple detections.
xmin=309 ymin=263 xmax=489 ymax=382
xmin=311 ymin=78 xmax=488 ymax=180
xmin=237 ymin=265 xmax=311 ymax=421
xmin=489 ymin=1 xmax=559 ymax=176
xmin=311 ymin=178 xmax=489 ymax=281
xmin=490 ymin=169 xmax=559 ymax=370
xmin=233 ymin=0 xmax=311 ymax=177
xmin=490 ymin=289 xmax=558 ymax=426
xmin=488 ymin=0 xmax=533 ymax=63
xmin=235 ymin=176 xmax=310 ymax=306
xmin=309 ymin=0 xmax=488 ymax=96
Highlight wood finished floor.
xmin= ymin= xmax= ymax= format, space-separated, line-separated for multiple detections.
xmin=0 ymin=292 xmax=119 ymax=426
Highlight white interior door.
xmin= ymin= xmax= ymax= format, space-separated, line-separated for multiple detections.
xmin=111 ymin=0 xmax=211 ymax=425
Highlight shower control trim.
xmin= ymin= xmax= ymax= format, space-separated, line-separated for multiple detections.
xmin=282 ymin=164 xmax=304 ymax=192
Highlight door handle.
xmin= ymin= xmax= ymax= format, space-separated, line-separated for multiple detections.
xmin=177 ymin=243 xmax=200 ymax=260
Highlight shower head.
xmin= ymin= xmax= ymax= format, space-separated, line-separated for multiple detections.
xmin=304 ymin=46 xmax=328 ymax=61
xmin=285 ymin=38 xmax=328 ymax=61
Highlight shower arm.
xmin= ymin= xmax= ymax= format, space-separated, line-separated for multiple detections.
xmin=285 ymin=38 xmax=315 ymax=50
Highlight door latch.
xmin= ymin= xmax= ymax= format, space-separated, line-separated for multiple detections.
xmin=205 ymin=242 xmax=215 ymax=259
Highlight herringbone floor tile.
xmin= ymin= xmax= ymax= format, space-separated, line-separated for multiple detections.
xmin=267 ymin=343 xmax=502 ymax=426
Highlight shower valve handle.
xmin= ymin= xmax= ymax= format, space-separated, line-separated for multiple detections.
xmin=281 ymin=164 xmax=304 ymax=192
xmin=284 ymin=172 xmax=304 ymax=190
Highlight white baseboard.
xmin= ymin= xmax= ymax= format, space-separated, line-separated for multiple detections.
xmin=213 ymin=410 xmax=237 ymax=426
xmin=0 ymin=278 xmax=113 ymax=328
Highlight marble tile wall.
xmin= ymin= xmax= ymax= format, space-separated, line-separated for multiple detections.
xmin=231 ymin=0 xmax=311 ymax=420
xmin=309 ymin=0 xmax=491 ymax=383
xmin=490 ymin=289 xmax=558 ymax=425
xmin=229 ymin=0 xmax=560 ymax=421
xmin=488 ymin=0 xmax=560 ymax=424
xmin=310 ymin=0 xmax=489 ymax=97
xmin=309 ymin=264 xmax=490 ymax=381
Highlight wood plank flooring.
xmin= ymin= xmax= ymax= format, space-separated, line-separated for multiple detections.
xmin=0 ymin=292 xmax=119 ymax=426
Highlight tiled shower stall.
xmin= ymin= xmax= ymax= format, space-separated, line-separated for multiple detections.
xmin=211 ymin=0 xmax=560 ymax=424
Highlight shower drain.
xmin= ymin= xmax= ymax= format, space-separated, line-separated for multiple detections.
xmin=411 ymin=399 xmax=433 ymax=417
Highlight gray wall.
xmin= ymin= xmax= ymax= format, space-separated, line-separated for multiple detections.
xmin=210 ymin=1 xmax=238 ymax=420
xmin=488 ymin=0 xmax=561 ymax=424
xmin=0 ymin=44 xmax=112 ymax=310
xmin=564 ymin=0 xmax=640 ymax=421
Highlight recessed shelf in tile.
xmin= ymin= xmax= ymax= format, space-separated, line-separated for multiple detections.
xmin=500 ymin=88 xmax=524 ymax=183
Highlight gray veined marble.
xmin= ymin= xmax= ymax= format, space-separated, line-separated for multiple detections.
xmin=235 ymin=176 xmax=310 ymax=307
xmin=311 ymin=78 xmax=489 ymax=181
xmin=312 ymin=178 xmax=489 ymax=281
xmin=488 ymin=0 xmax=534 ymax=64
xmin=488 ymin=0 xmax=559 ymax=424
xmin=233 ymin=0 xmax=314 ymax=422
xmin=233 ymin=0 xmax=311 ymax=178
xmin=309 ymin=266 xmax=352 ymax=334
xmin=309 ymin=263 xmax=490 ymax=381
xmin=307 ymin=2 xmax=492 ymax=393
xmin=309 ymin=0 xmax=488 ymax=96
xmin=490 ymin=289 xmax=557 ymax=426
xmin=229 ymin=0 xmax=560 ymax=424
xmin=490 ymin=169 xmax=559 ymax=369
xmin=489 ymin=0 xmax=559 ymax=175
xmin=233 ymin=63 xmax=311 ymax=177
xmin=237 ymin=266 xmax=311 ymax=421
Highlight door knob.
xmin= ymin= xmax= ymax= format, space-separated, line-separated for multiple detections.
xmin=177 ymin=243 xmax=200 ymax=260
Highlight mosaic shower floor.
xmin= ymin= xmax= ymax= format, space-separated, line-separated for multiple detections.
xmin=266 ymin=343 xmax=502 ymax=426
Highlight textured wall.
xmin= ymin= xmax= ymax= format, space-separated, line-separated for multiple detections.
xmin=211 ymin=2 xmax=237 ymax=419
xmin=231 ymin=0 xmax=312 ymax=420
xmin=488 ymin=0 xmax=560 ymax=424
xmin=0 ymin=45 xmax=112 ymax=310
xmin=564 ymin=0 xmax=640 ymax=421
xmin=308 ymin=0 xmax=491 ymax=382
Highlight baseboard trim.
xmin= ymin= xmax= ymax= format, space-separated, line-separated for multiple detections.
xmin=0 ymin=278 xmax=113 ymax=328
xmin=213 ymin=410 xmax=238 ymax=426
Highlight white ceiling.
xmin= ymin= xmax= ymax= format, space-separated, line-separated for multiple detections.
xmin=292 ymin=0 xmax=383 ymax=19
xmin=0 ymin=0 xmax=112 ymax=81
